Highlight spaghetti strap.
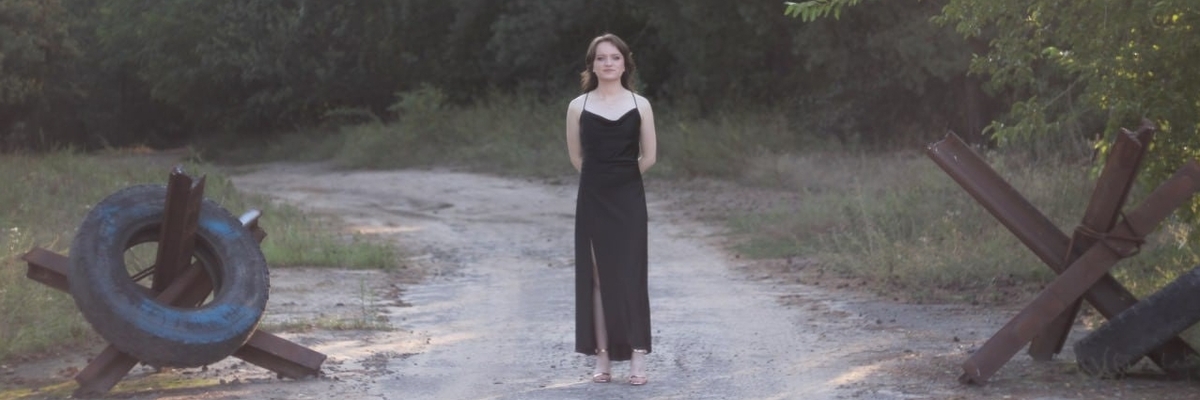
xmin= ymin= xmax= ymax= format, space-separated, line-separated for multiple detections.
xmin=582 ymin=91 xmax=638 ymax=118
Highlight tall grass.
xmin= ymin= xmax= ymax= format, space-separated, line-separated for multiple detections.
xmin=331 ymin=89 xmax=567 ymax=176
xmin=202 ymin=176 xmax=397 ymax=270
xmin=212 ymin=90 xmax=567 ymax=176
xmin=0 ymin=150 xmax=396 ymax=361
xmin=732 ymin=149 xmax=1200 ymax=304
xmin=215 ymin=88 xmax=835 ymax=180
xmin=1 ymin=151 xmax=168 ymax=361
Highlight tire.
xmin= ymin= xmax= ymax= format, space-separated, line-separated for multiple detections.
xmin=1074 ymin=264 xmax=1200 ymax=378
xmin=69 ymin=185 xmax=269 ymax=367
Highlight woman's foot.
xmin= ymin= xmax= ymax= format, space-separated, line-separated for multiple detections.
xmin=592 ymin=349 xmax=611 ymax=383
xmin=628 ymin=349 xmax=648 ymax=386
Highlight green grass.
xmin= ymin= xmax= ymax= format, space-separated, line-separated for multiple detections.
xmin=0 ymin=149 xmax=398 ymax=362
xmin=210 ymin=89 xmax=834 ymax=180
xmin=729 ymin=149 xmax=1200 ymax=305
xmin=330 ymin=90 xmax=567 ymax=176
xmin=212 ymin=90 xmax=569 ymax=177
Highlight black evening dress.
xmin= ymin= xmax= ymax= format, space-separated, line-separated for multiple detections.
xmin=574 ymin=92 xmax=651 ymax=361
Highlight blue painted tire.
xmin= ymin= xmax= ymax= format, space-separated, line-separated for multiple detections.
xmin=69 ymin=185 xmax=269 ymax=367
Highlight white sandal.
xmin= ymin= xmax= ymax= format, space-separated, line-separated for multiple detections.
xmin=592 ymin=349 xmax=612 ymax=383
xmin=629 ymin=349 xmax=648 ymax=386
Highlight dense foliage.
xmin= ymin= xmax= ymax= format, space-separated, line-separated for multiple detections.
xmin=793 ymin=0 xmax=1199 ymax=218
xmin=1 ymin=0 xmax=993 ymax=151
xmin=938 ymin=0 xmax=1200 ymax=206
xmin=0 ymin=0 xmax=81 ymax=149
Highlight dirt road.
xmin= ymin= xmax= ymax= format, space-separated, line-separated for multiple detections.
xmin=10 ymin=163 xmax=1186 ymax=399
xmin=226 ymin=163 xmax=923 ymax=399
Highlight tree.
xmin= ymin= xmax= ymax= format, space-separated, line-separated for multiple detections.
xmin=0 ymin=0 xmax=81 ymax=150
xmin=784 ymin=0 xmax=864 ymax=22
xmin=939 ymin=0 xmax=1200 ymax=221
xmin=79 ymin=0 xmax=462 ymax=141
xmin=628 ymin=0 xmax=803 ymax=111
xmin=0 ymin=0 xmax=1014 ymax=151
xmin=783 ymin=0 xmax=995 ymax=146
xmin=794 ymin=0 xmax=1200 ymax=217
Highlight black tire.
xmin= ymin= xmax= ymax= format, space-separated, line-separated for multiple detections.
xmin=69 ymin=185 xmax=269 ymax=367
xmin=1074 ymin=264 xmax=1200 ymax=378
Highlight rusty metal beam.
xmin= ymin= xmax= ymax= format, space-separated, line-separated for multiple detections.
xmin=928 ymin=132 xmax=1199 ymax=376
xmin=235 ymin=331 xmax=327 ymax=380
xmin=160 ymin=262 xmax=213 ymax=307
xmin=1029 ymin=123 xmax=1155 ymax=360
xmin=959 ymin=160 xmax=1200 ymax=384
xmin=1081 ymin=123 xmax=1157 ymax=250
xmin=927 ymin=133 xmax=1071 ymax=270
xmin=72 ymin=346 xmax=139 ymax=397
xmin=241 ymin=210 xmax=268 ymax=244
xmin=152 ymin=167 xmax=205 ymax=293
xmin=23 ymin=247 xmax=69 ymax=292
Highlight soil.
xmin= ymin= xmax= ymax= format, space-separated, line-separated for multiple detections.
xmin=2 ymin=163 xmax=1196 ymax=399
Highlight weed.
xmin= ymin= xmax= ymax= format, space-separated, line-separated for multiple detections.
xmin=729 ymin=149 xmax=1200 ymax=310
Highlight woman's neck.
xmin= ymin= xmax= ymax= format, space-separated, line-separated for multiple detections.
xmin=593 ymin=81 xmax=626 ymax=98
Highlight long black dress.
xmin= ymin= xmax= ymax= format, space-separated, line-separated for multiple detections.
xmin=574 ymin=92 xmax=651 ymax=362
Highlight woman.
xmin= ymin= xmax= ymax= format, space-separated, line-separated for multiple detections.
xmin=564 ymin=33 xmax=657 ymax=386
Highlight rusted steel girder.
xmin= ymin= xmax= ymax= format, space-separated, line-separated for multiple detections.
xmin=927 ymin=132 xmax=1200 ymax=381
xmin=926 ymin=134 xmax=1070 ymax=275
xmin=957 ymin=160 xmax=1200 ymax=384
xmin=23 ymin=246 xmax=70 ymax=292
xmin=235 ymin=330 xmax=331 ymax=381
xmin=151 ymin=167 xmax=205 ymax=293
xmin=1029 ymin=123 xmax=1155 ymax=360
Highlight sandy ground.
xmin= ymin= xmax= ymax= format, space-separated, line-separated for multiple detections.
xmin=3 ymin=163 xmax=1196 ymax=399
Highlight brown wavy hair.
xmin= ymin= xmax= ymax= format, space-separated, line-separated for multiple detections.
xmin=579 ymin=33 xmax=636 ymax=93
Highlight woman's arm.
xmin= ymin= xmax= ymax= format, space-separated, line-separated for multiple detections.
xmin=636 ymin=95 xmax=657 ymax=174
xmin=565 ymin=97 xmax=584 ymax=172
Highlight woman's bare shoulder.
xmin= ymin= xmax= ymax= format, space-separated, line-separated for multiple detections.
xmin=634 ymin=93 xmax=653 ymax=108
xmin=634 ymin=93 xmax=653 ymax=113
xmin=567 ymin=93 xmax=589 ymax=111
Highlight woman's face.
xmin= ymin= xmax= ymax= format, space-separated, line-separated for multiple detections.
xmin=591 ymin=41 xmax=625 ymax=83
